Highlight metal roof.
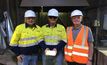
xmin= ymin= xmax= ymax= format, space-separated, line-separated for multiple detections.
xmin=21 ymin=0 xmax=89 ymax=7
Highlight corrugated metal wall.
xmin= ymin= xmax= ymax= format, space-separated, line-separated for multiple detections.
xmin=0 ymin=0 xmax=17 ymax=27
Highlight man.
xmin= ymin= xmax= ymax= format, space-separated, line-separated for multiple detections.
xmin=40 ymin=8 xmax=67 ymax=65
xmin=64 ymin=10 xmax=94 ymax=65
xmin=9 ymin=10 xmax=43 ymax=65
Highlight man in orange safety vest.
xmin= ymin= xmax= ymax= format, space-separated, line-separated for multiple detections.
xmin=64 ymin=9 xmax=94 ymax=65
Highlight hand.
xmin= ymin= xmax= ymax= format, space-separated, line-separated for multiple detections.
xmin=86 ymin=60 xmax=92 ymax=65
xmin=53 ymin=48 xmax=57 ymax=53
xmin=17 ymin=55 xmax=23 ymax=62
xmin=45 ymin=48 xmax=50 ymax=53
xmin=53 ymin=48 xmax=57 ymax=51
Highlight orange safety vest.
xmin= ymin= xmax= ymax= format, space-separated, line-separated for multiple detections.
xmin=64 ymin=25 xmax=89 ymax=64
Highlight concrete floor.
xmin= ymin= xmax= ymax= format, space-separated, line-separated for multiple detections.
xmin=0 ymin=49 xmax=67 ymax=65
xmin=0 ymin=49 xmax=16 ymax=65
xmin=0 ymin=49 xmax=44 ymax=65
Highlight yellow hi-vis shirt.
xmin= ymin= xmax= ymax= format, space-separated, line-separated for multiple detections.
xmin=10 ymin=24 xmax=43 ymax=47
xmin=42 ymin=24 xmax=67 ymax=45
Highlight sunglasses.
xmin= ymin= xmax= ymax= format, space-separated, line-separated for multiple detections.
xmin=72 ymin=16 xmax=82 ymax=19
xmin=49 ymin=16 xmax=58 ymax=19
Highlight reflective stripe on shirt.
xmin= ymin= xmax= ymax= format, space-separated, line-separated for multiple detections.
xmin=19 ymin=37 xmax=37 ymax=41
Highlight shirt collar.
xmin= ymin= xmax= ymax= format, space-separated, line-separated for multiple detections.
xmin=46 ymin=23 xmax=57 ymax=27
xmin=72 ymin=24 xmax=82 ymax=30
xmin=25 ymin=23 xmax=37 ymax=28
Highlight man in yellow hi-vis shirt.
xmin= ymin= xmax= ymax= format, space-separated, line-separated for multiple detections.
xmin=9 ymin=10 xmax=43 ymax=65
xmin=39 ymin=8 xmax=67 ymax=65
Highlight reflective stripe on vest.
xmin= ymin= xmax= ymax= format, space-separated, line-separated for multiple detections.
xmin=66 ymin=44 xmax=88 ymax=50
xmin=82 ymin=25 xmax=86 ymax=47
xmin=64 ymin=25 xmax=89 ymax=64
xmin=65 ymin=51 xmax=88 ymax=57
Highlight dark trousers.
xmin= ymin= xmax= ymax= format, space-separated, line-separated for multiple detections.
xmin=67 ymin=62 xmax=86 ymax=65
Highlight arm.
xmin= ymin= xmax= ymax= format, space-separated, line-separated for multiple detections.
xmin=57 ymin=25 xmax=67 ymax=51
xmin=88 ymin=42 xmax=94 ymax=61
xmin=9 ymin=25 xmax=21 ymax=56
xmin=87 ymin=27 xmax=94 ymax=61
xmin=57 ymin=40 xmax=66 ymax=51
xmin=38 ymin=26 xmax=47 ymax=50
xmin=39 ymin=41 xmax=47 ymax=50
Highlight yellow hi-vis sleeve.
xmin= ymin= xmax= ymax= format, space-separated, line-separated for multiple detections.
xmin=10 ymin=25 xmax=21 ymax=46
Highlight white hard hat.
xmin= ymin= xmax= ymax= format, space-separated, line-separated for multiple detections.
xmin=71 ymin=10 xmax=83 ymax=17
xmin=24 ymin=10 xmax=36 ymax=17
xmin=48 ymin=8 xmax=59 ymax=17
